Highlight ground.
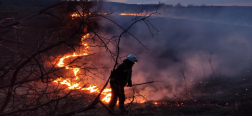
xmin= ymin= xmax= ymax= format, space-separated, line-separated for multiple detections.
xmin=79 ymin=100 xmax=252 ymax=116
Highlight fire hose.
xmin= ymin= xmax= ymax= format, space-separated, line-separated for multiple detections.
xmin=130 ymin=81 xmax=157 ymax=86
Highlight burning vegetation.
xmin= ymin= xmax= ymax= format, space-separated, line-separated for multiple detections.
xmin=52 ymin=33 xmax=113 ymax=103
xmin=0 ymin=1 xmax=160 ymax=115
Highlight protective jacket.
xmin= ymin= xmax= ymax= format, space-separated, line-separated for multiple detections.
xmin=109 ymin=59 xmax=134 ymax=110
xmin=110 ymin=59 xmax=133 ymax=87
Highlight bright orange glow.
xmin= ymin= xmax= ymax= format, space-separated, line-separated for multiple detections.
xmin=101 ymin=88 xmax=112 ymax=102
xmin=140 ymin=100 xmax=145 ymax=103
xmin=102 ymin=93 xmax=112 ymax=102
xmin=73 ymin=68 xmax=80 ymax=76
xmin=71 ymin=13 xmax=79 ymax=17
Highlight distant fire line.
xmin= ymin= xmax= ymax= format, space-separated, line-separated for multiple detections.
xmin=119 ymin=13 xmax=143 ymax=16
xmin=71 ymin=13 xmax=108 ymax=18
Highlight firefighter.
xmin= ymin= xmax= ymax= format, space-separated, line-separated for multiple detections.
xmin=108 ymin=54 xmax=138 ymax=112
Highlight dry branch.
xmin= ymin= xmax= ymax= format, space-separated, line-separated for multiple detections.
xmin=131 ymin=81 xmax=157 ymax=86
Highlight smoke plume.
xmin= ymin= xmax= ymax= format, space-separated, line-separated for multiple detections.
xmin=92 ymin=3 xmax=252 ymax=101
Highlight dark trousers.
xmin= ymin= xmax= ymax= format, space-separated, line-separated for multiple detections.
xmin=108 ymin=83 xmax=125 ymax=110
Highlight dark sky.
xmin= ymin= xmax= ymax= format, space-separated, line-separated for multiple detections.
xmin=1 ymin=0 xmax=252 ymax=6
xmin=110 ymin=0 xmax=252 ymax=6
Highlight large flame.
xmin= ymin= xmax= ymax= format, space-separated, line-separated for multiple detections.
xmin=53 ymin=33 xmax=114 ymax=103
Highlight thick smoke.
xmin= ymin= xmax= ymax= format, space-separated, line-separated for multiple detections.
xmin=90 ymin=3 xmax=252 ymax=101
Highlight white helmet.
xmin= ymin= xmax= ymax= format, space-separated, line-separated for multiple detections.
xmin=127 ymin=54 xmax=138 ymax=62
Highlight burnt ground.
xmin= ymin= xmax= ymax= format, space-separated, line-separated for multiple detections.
xmin=1 ymin=3 xmax=252 ymax=116
xmin=80 ymin=76 xmax=252 ymax=116
xmin=79 ymin=100 xmax=252 ymax=116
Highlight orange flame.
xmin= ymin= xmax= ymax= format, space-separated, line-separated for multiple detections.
xmin=101 ymin=88 xmax=112 ymax=102
xmin=81 ymin=85 xmax=99 ymax=93
xmin=71 ymin=13 xmax=108 ymax=18
xmin=53 ymin=33 xmax=115 ymax=103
